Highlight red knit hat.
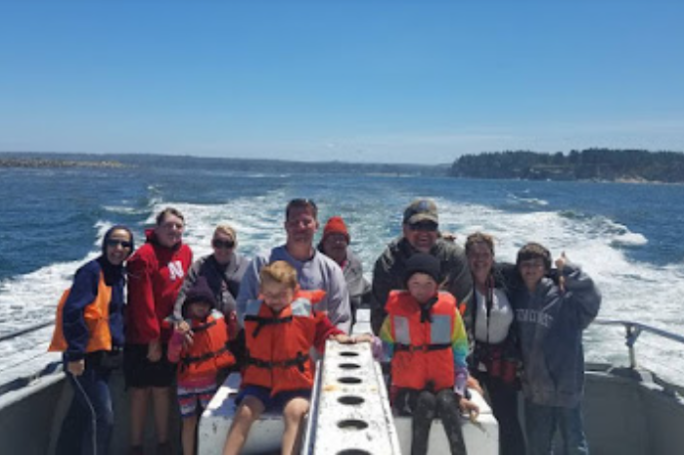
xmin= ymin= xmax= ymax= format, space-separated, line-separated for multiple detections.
xmin=323 ymin=216 xmax=350 ymax=242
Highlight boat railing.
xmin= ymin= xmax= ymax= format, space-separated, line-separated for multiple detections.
xmin=593 ymin=318 xmax=684 ymax=369
xmin=2 ymin=317 xmax=684 ymax=397
xmin=0 ymin=320 xmax=53 ymax=344
xmin=592 ymin=318 xmax=684 ymax=398
xmin=0 ymin=320 xmax=60 ymax=397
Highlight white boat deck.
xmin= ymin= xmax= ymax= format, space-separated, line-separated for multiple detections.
xmin=199 ymin=341 xmax=498 ymax=455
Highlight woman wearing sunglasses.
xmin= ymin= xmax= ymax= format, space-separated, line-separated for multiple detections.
xmin=173 ymin=224 xmax=248 ymax=339
xmin=52 ymin=225 xmax=134 ymax=455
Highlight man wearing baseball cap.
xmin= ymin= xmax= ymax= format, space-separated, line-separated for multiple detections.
xmin=370 ymin=198 xmax=472 ymax=335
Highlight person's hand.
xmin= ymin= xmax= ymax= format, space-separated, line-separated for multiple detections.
xmin=466 ymin=375 xmax=484 ymax=396
xmin=147 ymin=339 xmax=162 ymax=362
xmin=331 ymin=334 xmax=353 ymax=344
xmin=555 ymin=251 xmax=567 ymax=293
xmin=459 ymin=397 xmax=480 ymax=422
xmin=67 ymin=359 xmax=85 ymax=377
xmin=555 ymin=251 xmax=567 ymax=270
xmin=176 ymin=321 xmax=194 ymax=346
xmin=352 ymin=333 xmax=374 ymax=344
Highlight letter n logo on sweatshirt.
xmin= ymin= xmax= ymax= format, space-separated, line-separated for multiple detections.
xmin=168 ymin=260 xmax=185 ymax=281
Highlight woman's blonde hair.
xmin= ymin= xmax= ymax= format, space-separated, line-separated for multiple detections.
xmin=259 ymin=261 xmax=298 ymax=289
xmin=213 ymin=224 xmax=236 ymax=242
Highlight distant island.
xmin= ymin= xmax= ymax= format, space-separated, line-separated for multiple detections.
xmin=0 ymin=156 xmax=125 ymax=169
xmin=0 ymin=152 xmax=446 ymax=176
xmin=450 ymin=148 xmax=684 ymax=183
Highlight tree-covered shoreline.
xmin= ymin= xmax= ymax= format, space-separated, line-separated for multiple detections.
xmin=450 ymin=148 xmax=684 ymax=183
xmin=0 ymin=156 xmax=125 ymax=169
xmin=0 ymin=152 xmax=446 ymax=176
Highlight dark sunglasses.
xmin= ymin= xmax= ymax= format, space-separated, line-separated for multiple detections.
xmin=409 ymin=221 xmax=438 ymax=232
xmin=212 ymin=239 xmax=235 ymax=249
xmin=106 ymin=239 xmax=133 ymax=249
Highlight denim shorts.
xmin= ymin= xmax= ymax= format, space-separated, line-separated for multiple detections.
xmin=235 ymin=385 xmax=311 ymax=413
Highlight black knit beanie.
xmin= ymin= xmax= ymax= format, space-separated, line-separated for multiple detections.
xmin=184 ymin=276 xmax=217 ymax=310
xmin=404 ymin=253 xmax=442 ymax=285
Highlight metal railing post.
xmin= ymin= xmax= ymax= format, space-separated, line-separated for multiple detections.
xmin=625 ymin=324 xmax=641 ymax=369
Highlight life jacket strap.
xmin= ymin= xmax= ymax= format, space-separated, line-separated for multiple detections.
xmin=245 ymin=351 xmax=309 ymax=373
xmin=191 ymin=319 xmax=217 ymax=333
xmin=181 ymin=343 xmax=229 ymax=367
xmin=245 ymin=315 xmax=293 ymax=338
xmin=395 ymin=343 xmax=451 ymax=353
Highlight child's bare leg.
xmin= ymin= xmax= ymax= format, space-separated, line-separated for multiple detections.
xmin=223 ymin=396 xmax=265 ymax=455
xmin=181 ymin=415 xmax=198 ymax=455
xmin=129 ymin=387 xmax=150 ymax=447
xmin=152 ymin=386 xmax=171 ymax=444
xmin=281 ymin=397 xmax=310 ymax=455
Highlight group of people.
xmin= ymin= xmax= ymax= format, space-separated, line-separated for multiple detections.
xmin=50 ymin=197 xmax=601 ymax=455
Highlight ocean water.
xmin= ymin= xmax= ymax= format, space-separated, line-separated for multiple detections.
xmin=1 ymin=155 xmax=683 ymax=384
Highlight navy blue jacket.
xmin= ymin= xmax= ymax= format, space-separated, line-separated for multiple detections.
xmin=510 ymin=263 xmax=601 ymax=407
xmin=62 ymin=257 xmax=126 ymax=361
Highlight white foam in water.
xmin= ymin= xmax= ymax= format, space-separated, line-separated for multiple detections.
xmin=147 ymin=190 xmax=290 ymax=262
xmin=0 ymin=220 xmax=120 ymax=379
xmin=2 ymin=190 xmax=683 ymax=386
xmin=102 ymin=205 xmax=151 ymax=215
xmin=508 ymin=193 xmax=550 ymax=207
xmin=436 ymin=197 xmax=684 ymax=381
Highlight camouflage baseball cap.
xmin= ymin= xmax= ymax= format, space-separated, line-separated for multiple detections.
xmin=403 ymin=199 xmax=438 ymax=225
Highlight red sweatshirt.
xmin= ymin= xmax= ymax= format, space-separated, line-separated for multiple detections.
xmin=125 ymin=229 xmax=193 ymax=344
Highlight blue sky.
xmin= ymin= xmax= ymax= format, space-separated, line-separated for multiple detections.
xmin=1 ymin=1 xmax=683 ymax=164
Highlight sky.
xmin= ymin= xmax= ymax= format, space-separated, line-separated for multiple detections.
xmin=1 ymin=0 xmax=683 ymax=164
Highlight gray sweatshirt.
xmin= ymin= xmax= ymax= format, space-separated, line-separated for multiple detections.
xmin=236 ymin=245 xmax=352 ymax=334
xmin=510 ymin=263 xmax=601 ymax=408
xmin=341 ymin=248 xmax=371 ymax=312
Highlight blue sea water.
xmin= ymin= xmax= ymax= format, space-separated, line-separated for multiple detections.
xmin=1 ymin=155 xmax=683 ymax=381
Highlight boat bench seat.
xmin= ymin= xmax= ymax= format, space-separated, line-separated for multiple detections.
xmin=198 ymin=373 xmax=285 ymax=455
xmin=198 ymin=372 xmax=499 ymax=454
xmin=393 ymin=389 xmax=499 ymax=454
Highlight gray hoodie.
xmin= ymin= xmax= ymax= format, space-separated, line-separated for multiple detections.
xmin=510 ymin=263 xmax=601 ymax=408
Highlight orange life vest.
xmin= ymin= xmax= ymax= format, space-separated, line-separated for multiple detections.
xmin=242 ymin=290 xmax=325 ymax=396
xmin=386 ymin=290 xmax=457 ymax=392
xmin=178 ymin=310 xmax=235 ymax=381
xmin=48 ymin=271 xmax=113 ymax=353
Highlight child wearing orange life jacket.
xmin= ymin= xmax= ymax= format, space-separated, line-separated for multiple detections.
xmin=379 ymin=253 xmax=480 ymax=455
xmin=168 ymin=276 xmax=236 ymax=455
xmin=223 ymin=261 xmax=371 ymax=456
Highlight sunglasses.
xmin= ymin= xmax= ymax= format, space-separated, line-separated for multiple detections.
xmin=106 ymin=239 xmax=133 ymax=249
xmin=409 ymin=221 xmax=438 ymax=232
xmin=212 ymin=239 xmax=235 ymax=249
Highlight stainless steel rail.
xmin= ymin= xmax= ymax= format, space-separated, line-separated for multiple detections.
xmin=594 ymin=318 xmax=684 ymax=369
xmin=0 ymin=320 xmax=53 ymax=344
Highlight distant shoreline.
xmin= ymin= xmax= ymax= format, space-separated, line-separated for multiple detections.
xmin=0 ymin=157 xmax=126 ymax=169
xmin=450 ymin=148 xmax=684 ymax=184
